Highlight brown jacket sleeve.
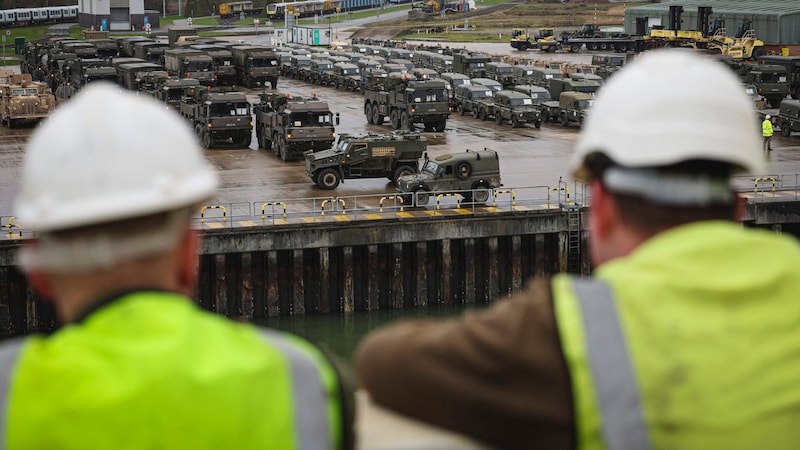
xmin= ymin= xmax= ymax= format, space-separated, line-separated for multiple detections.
xmin=354 ymin=277 xmax=574 ymax=450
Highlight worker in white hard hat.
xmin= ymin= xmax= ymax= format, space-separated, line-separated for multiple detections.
xmin=355 ymin=49 xmax=800 ymax=450
xmin=763 ymin=113 xmax=774 ymax=152
xmin=2 ymin=84 xmax=354 ymax=450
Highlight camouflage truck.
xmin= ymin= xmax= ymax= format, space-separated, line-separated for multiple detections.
xmin=454 ymin=83 xmax=495 ymax=118
xmin=305 ymin=132 xmax=426 ymax=189
xmin=0 ymin=74 xmax=57 ymax=128
xmin=397 ymin=149 xmax=502 ymax=206
xmin=230 ymin=45 xmax=279 ymax=89
xmin=254 ymin=92 xmax=339 ymax=161
xmin=164 ymin=49 xmax=216 ymax=86
xmin=541 ymin=91 xmax=594 ymax=127
xmin=179 ymin=87 xmax=253 ymax=149
xmin=492 ymin=90 xmax=543 ymax=128
xmin=364 ymin=74 xmax=450 ymax=132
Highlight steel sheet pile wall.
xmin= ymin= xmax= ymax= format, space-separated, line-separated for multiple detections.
xmin=0 ymin=209 xmax=587 ymax=336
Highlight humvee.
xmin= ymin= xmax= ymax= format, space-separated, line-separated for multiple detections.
xmin=305 ymin=132 xmax=426 ymax=189
xmin=397 ymin=149 xmax=502 ymax=206
xmin=779 ymin=99 xmax=800 ymax=137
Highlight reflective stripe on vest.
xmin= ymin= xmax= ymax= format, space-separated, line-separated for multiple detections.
xmin=257 ymin=329 xmax=332 ymax=450
xmin=572 ymin=279 xmax=652 ymax=450
xmin=0 ymin=338 xmax=25 ymax=450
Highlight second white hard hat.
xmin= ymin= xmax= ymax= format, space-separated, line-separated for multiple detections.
xmin=15 ymin=83 xmax=219 ymax=232
xmin=766 ymin=114 xmax=771 ymax=120
xmin=572 ymin=49 xmax=764 ymax=180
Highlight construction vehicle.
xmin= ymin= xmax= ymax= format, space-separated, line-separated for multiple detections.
xmin=363 ymin=74 xmax=450 ymax=132
xmin=510 ymin=27 xmax=562 ymax=53
xmin=179 ymin=86 xmax=253 ymax=149
xmin=409 ymin=0 xmax=440 ymax=18
xmin=230 ymin=45 xmax=279 ymax=89
xmin=305 ymin=132 xmax=426 ymax=189
xmin=0 ymin=74 xmax=57 ymax=128
xmin=397 ymin=149 xmax=502 ymax=206
xmin=254 ymin=92 xmax=339 ymax=161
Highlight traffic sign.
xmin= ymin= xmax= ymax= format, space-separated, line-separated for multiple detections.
xmin=5 ymin=31 xmax=9 ymax=36
xmin=254 ymin=19 xmax=259 ymax=28
xmin=187 ymin=17 xmax=193 ymax=26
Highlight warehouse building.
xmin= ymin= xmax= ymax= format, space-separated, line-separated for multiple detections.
xmin=78 ymin=0 xmax=160 ymax=31
xmin=624 ymin=1 xmax=800 ymax=52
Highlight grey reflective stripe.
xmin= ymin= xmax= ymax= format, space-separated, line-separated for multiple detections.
xmin=258 ymin=329 xmax=332 ymax=450
xmin=0 ymin=338 xmax=25 ymax=450
xmin=572 ymin=278 xmax=652 ymax=450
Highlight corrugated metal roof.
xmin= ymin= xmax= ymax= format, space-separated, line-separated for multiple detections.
xmin=629 ymin=1 xmax=800 ymax=17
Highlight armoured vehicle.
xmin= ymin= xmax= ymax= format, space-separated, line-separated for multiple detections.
xmin=492 ymin=90 xmax=542 ymax=128
xmin=164 ymin=49 xmax=216 ymax=86
xmin=452 ymin=52 xmax=489 ymax=78
xmin=305 ymin=132 xmax=426 ymax=189
xmin=254 ymin=92 xmax=338 ymax=161
xmin=541 ymin=91 xmax=594 ymax=127
xmin=230 ymin=45 xmax=279 ymax=88
xmin=454 ymin=84 xmax=495 ymax=118
xmin=179 ymin=86 xmax=253 ymax=149
xmin=0 ymin=74 xmax=57 ymax=128
xmin=778 ymin=99 xmax=800 ymax=137
xmin=397 ymin=149 xmax=502 ymax=206
xmin=363 ymin=74 xmax=450 ymax=132
xmin=486 ymin=61 xmax=515 ymax=89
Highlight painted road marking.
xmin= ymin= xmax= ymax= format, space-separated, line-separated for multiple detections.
xmin=396 ymin=212 xmax=414 ymax=218
xmin=239 ymin=221 xmax=257 ymax=227
xmin=333 ymin=215 xmax=352 ymax=221
xmin=206 ymin=223 xmax=224 ymax=229
xmin=302 ymin=217 xmax=317 ymax=223
xmin=362 ymin=214 xmax=383 ymax=220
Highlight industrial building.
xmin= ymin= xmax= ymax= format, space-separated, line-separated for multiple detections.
xmin=624 ymin=1 xmax=800 ymax=51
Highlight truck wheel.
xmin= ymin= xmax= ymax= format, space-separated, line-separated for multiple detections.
xmin=457 ymin=104 xmax=465 ymax=116
xmin=781 ymin=122 xmax=792 ymax=137
xmin=588 ymin=43 xmax=599 ymax=51
xmin=390 ymin=110 xmax=400 ymax=129
xmin=317 ymin=168 xmax=341 ymax=190
xmin=401 ymin=111 xmax=411 ymax=131
xmin=511 ymin=116 xmax=521 ymax=128
xmin=495 ymin=113 xmax=503 ymax=125
xmin=472 ymin=183 xmax=491 ymax=204
xmin=560 ymin=114 xmax=569 ymax=127
xmin=272 ymin=133 xmax=281 ymax=156
xmin=373 ymin=104 xmax=384 ymax=125
xmin=413 ymin=188 xmax=430 ymax=206
xmin=479 ymin=108 xmax=487 ymax=121
xmin=570 ymin=43 xmax=581 ymax=53
xmin=455 ymin=160 xmax=472 ymax=179
xmin=547 ymin=45 xmax=556 ymax=53
xmin=751 ymin=47 xmax=766 ymax=60
xmin=238 ymin=135 xmax=252 ymax=148
xmin=392 ymin=165 xmax=415 ymax=183
xmin=433 ymin=120 xmax=446 ymax=132
xmin=260 ymin=132 xmax=271 ymax=150
xmin=472 ymin=107 xmax=479 ymax=119
xmin=279 ymin=140 xmax=289 ymax=161
xmin=200 ymin=129 xmax=213 ymax=149
xmin=365 ymin=103 xmax=374 ymax=124
xmin=534 ymin=120 xmax=542 ymax=129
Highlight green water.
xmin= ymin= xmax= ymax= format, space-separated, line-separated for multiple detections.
xmin=257 ymin=304 xmax=488 ymax=363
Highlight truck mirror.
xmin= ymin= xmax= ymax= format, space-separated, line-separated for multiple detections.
xmin=335 ymin=112 xmax=340 ymax=125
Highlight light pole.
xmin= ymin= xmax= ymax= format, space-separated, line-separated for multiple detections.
xmin=163 ymin=0 xmax=166 ymax=18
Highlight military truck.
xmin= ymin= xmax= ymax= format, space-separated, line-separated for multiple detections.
xmin=140 ymin=72 xmax=200 ymax=110
xmin=758 ymin=55 xmax=800 ymax=100
xmin=164 ymin=49 xmax=216 ymax=86
xmin=541 ymin=91 xmax=594 ymax=127
xmin=363 ymin=74 xmax=450 ymax=132
xmin=308 ymin=58 xmax=335 ymax=85
xmin=167 ymin=26 xmax=198 ymax=47
xmin=230 ymin=46 xmax=279 ymax=88
xmin=486 ymin=61 xmax=515 ymax=89
xmin=305 ymin=132 xmax=426 ymax=189
xmin=0 ymin=74 xmax=57 ymax=128
xmin=331 ymin=62 xmax=362 ymax=91
xmin=397 ymin=149 xmax=502 ymax=206
xmin=454 ymin=84 xmax=495 ymax=117
xmin=778 ymin=99 xmax=800 ymax=137
xmin=741 ymin=64 xmax=790 ymax=108
xmin=254 ymin=92 xmax=339 ymax=161
xmin=493 ymin=90 xmax=543 ymax=128
xmin=452 ymin=52 xmax=489 ymax=78
xmin=116 ymin=62 xmax=164 ymax=91
xmin=547 ymin=78 xmax=600 ymax=101
xmin=179 ymin=87 xmax=253 ymax=149
xmin=66 ymin=57 xmax=118 ymax=91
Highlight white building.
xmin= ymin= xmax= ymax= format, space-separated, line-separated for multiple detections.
xmin=79 ymin=0 xmax=148 ymax=31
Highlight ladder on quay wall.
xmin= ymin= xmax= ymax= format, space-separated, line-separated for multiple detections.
xmin=566 ymin=205 xmax=582 ymax=274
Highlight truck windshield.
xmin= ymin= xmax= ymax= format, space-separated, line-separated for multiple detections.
xmin=211 ymin=102 xmax=249 ymax=116
xmin=291 ymin=112 xmax=333 ymax=127
xmin=510 ymin=98 xmax=534 ymax=106
xmin=577 ymin=99 xmax=594 ymax=108
xmin=421 ymin=160 xmax=439 ymax=175
xmin=413 ymin=89 xmax=446 ymax=103
xmin=473 ymin=90 xmax=492 ymax=98
xmin=252 ymin=58 xmax=278 ymax=67
xmin=186 ymin=62 xmax=211 ymax=71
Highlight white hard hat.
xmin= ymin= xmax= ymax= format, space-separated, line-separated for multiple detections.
xmin=15 ymin=83 xmax=218 ymax=232
xmin=765 ymin=114 xmax=771 ymax=120
xmin=572 ymin=49 xmax=764 ymax=181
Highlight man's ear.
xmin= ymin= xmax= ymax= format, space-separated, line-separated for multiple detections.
xmin=589 ymin=180 xmax=619 ymax=239
xmin=26 ymin=270 xmax=55 ymax=301
xmin=734 ymin=193 xmax=747 ymax=221
xmin=177 ymin=229 xmax=200 ymax=297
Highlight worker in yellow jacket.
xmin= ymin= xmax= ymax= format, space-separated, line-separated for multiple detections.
xmin=356 ymin=50 xmax=800 ymax=449
xmin=763 ymin=114 xmax=774 ymax=151
xmin=4 ymin=84 xmax=353 ymax=450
